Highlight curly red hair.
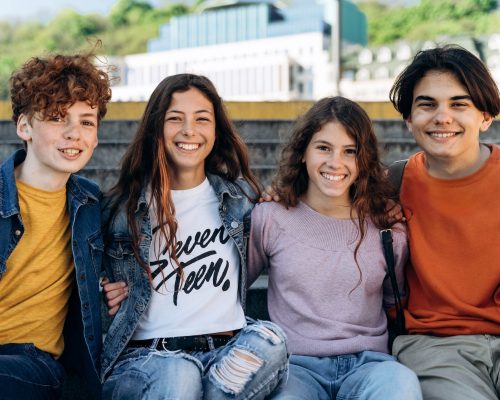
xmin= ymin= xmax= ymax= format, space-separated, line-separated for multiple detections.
xmin=10 ymin=53 xmax=112 ymax=124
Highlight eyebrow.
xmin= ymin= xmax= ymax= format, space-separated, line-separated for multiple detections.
xmin=80 ymin=113 xmax=98 ymax=118
xmin=414 ymin=95 xmax=472 ymax=102
xmin=166 ymin=109 xmax=213 ymax=114
xmin=312 ymin=139 xmax=356 ymax=147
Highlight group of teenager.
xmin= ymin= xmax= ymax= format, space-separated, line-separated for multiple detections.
xmin=0 ymin=44 xmax=498 ymax=400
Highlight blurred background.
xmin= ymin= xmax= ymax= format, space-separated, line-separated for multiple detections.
xmin=1 ymin=0 xmax=499 ymax=188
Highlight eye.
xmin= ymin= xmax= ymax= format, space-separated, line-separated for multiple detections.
xmin=48 ymin=115 xmax=64 ymax=122
xmin=166 ymin=116 xmax=182 ymax=122
xmin=417 ymin=102 xmax=434 ymax=108
xmin=316 ymin=145 xmax=330 ymax=152
xmin=82 ymin=120 xmax=96 ymax=127
xmin=345 ymin=148 xmax=357 ymax=155
xmin=451 ymin=102 xmax=467 ymax=108
xmin=197 ymin=117 xmax=211 ymax=122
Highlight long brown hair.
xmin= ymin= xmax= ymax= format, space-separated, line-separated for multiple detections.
xmin=107 ymin=74 xmax=260 ymax=283
xmin=273 ymin=96 xmax=400 ymax=286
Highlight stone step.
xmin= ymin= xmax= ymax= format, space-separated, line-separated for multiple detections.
xmin=2 ymin=119 xmax=499 ymax=190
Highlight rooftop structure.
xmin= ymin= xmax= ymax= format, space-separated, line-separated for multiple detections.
xmin=110 ymin=0 xmax=367 ymax=101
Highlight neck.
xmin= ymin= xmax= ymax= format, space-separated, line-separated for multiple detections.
xmin=425 ymin=144 xmax=491 ymax=179
xmin=14 ymin=161 xmax=69 ymax=192
xmin=301 ymin=194 xmax=354 ymax=219
xmin=170 ymin=170 xmax=206 ymax=190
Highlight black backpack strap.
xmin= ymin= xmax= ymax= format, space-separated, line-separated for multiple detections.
xmin=380 ymin=229 xmax=406 ymax=343
xmin=387 ymin=160 xmax=408 ymax=197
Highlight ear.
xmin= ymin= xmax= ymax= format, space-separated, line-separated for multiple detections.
xmin=404 ymin=117 xmax=413 ymax=134
xmin=16 ymin=114 xmax=32 ymax=142
xmin=479 ymin=112 xmax=493 ymax=132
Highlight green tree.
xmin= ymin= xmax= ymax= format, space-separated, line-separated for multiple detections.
xmin=109 ymin=0 xmax=154 ymax=27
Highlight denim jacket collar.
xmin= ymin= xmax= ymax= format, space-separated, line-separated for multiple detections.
xmin=0 ymin=149 xmax=24 ymax=218
xmin=0 ymin=149 xmax=98 ymax=217
xmin=135 ymin=173 xmax=246 ymax=214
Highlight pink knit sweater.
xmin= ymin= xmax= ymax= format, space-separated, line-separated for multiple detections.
xmin=248 ymin=201 xmax=408 ymax=356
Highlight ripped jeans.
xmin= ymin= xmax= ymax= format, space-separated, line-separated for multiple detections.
xmin=103 ymin=320 xmax=288 ymax=400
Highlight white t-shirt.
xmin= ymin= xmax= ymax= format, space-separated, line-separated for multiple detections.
xmin=132 ymin=178 xmax=246 ymax=339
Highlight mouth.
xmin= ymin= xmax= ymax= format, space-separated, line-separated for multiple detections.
xmin=427 ymin=131 xmax=459 ymax=139
xmin=176 ymin=142 xmax=200 ymax=151
xmin=321 ymin=172 xmax=347 ymax=182
xmin=59 ymin=148 xmax=82 ymax=156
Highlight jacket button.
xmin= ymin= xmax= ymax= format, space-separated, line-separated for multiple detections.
xmin=80 ymin=273 xmax=86 ymax=281
xmin=222 ymin=205 xmax=227 ymax=212
xmin=83 ymin=302 xmax=89 ymax=310
xmin=231 ymin=221 xmax=238 ymax=228
xmin=88 ymin=335 xmax=94 ymax=341
xmin=15 ymin=229 xmax=21 ymax=236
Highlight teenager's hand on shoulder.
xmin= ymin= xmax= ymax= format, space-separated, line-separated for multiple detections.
xmin=101 ymin=277 xmax=128 ymax=316
xmin=386 ymin=200 xmax=405 ymax=223
xmin=259 ymin=187 xmax=281 ymax=203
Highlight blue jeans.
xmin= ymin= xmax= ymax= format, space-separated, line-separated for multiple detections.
xmin=271 ymin=351 xmax=422 ymax=400
xmin=0 ymin=343 xmax=66 ymax=400
xmin=103 ymin=320 xmax=288 ymax=400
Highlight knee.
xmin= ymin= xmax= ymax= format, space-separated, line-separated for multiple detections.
xmin=103 ymin=369 xmax=150 ymax=400
xmin=375 ymin=362 xmax=422 ymax=399
xmin=206 ymin=322 xmax=289 ymax=397
xmin=104 ymin=354 xmax=203 ymax=400
xmin=242 ymin=321 xmax=288 ymax=362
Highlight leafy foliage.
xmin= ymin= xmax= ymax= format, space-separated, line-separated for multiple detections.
xmin=0 ymin=0 xmax=193 ymax=99
xmin=357 ymin=0 xmax=499 ymax=45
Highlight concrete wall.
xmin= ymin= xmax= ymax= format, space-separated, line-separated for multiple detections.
xmin=1 ymin=119 xmax=499 ymax=191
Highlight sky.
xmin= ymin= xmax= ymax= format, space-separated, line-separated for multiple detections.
xmin=0 ymin=0 xmax=191 ymax=22
xmin=1 ymin=0 xmax=419 ymax=22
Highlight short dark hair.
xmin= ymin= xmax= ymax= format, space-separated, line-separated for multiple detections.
xmin=389 ymin=45 xmax=500 ymax=119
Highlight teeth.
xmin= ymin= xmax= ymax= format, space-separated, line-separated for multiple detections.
xmin=430 ymin=132 xmax=455 ymax=138
xmin=62 ymin=149 xmax=80 ymax=155
xmin=321 ymin=172 xmax=345 ymax=181
xmin=177 ymin=143 xmax=199 ymax=150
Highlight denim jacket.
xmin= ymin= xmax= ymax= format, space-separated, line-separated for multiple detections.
xmin=0 ymin=150 xmax=103 ymax=398
xmin=100 ymin=173 xmax=255 ymax=380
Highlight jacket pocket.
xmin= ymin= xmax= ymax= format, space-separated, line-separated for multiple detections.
xmin=104 ymin=235 xmax=135 ymax=282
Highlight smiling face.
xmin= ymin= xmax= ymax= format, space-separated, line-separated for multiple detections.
xmin=16 ymin=101 xmax=99 ymax=189
xmin=163 ymin=87 xmax=216 ymax=189
xmin=302 ymin=121 xmax=359 ymax=215
xmin=407 ymin=70 xmax=493 ymax=175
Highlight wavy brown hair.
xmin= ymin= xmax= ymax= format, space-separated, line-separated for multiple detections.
xmin=273 ymin=96 xmax=400 ymax=287
xmin=10 ymin=52 xmax=111 ymax=125
xmin=107 ymin=74 xmax=260 ymax=284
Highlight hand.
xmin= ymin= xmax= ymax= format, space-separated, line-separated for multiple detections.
xmin=386 ymin=200 xmax=405 ymax=223
xmin=101 ymin=278 xmax=128 ymax=316
xmin=258 ymin=187 xmax=281 ymax=203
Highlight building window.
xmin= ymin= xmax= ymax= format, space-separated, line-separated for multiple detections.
xmin=377 ymin=47 xmax=392 ymax=63
xmin=396 ymin=44 xmax=411 ymax=60
xmin=358 ymin=49 xmax=373 ymax=65
xmin=356 ymin=68 xmax=370 ymax=80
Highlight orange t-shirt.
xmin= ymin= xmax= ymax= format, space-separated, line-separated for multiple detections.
xmin=401 ymin=145 xmax=500 ymax=336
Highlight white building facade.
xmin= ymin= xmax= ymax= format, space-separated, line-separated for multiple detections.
xmin=109 ymin=0 xmax=367 ymax=101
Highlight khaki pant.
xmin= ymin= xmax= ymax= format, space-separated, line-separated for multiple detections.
xmin=393 ymin=334 xmax=500 ymax=400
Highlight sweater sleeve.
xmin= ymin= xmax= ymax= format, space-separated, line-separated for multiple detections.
xmin=247 ymin=203 xmax=275 ymax=287
xmin=382 ymin=224 xmax=409 ymax=310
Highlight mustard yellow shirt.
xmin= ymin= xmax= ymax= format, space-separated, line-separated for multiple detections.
xmin=0 ymin=180 xmax=74 ymax=357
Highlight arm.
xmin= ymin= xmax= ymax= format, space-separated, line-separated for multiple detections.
xmin=101 ymin=278 xmax=128 ymax=316
xmin=247 ymin=204 xmax=272 ymax=287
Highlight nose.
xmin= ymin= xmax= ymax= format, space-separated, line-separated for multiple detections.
xmin=326 ymin=150 xmax=343 ymax=168
xmin=433 ymin=105 xmax=453 ymax=125
xmin=182 ymin=119 xmax=195 ymax=136
xmin=63 ymin=122 xmax=81 ymax=141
